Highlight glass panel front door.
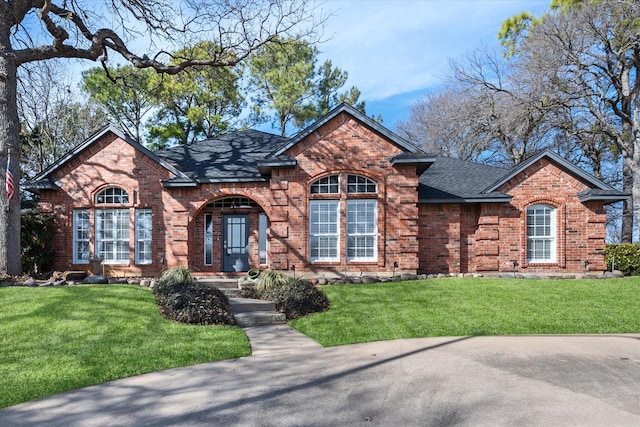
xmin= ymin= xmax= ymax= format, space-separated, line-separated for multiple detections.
xmin=223 ymin=214 xmax=249 ymax=272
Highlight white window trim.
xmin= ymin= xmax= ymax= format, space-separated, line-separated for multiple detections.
xmin=135 ymin=209 xmax=153 ymax=265
xmin=73 ymin=209 xmax=90 ymax=264
xmin=309 ymin=200 xmax=340 ymax=262
xmin=346 ymin=199 xmax=378 ymax=262
xmin=526 ymin=204 xmax=557 ymax=263
xmin=96 ymin=209 xmax=130 ymax=265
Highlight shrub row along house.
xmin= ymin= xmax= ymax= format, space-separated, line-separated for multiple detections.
xmin=27 ymin=104 xmax=627 ymax=278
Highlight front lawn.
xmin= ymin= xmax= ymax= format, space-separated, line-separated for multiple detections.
xmin=0 ymin=285 xmax=250 ymax=409
xmin=292 ymin=278 xmax=640 ymax=346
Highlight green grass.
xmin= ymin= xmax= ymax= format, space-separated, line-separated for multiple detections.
xmin=0 ymin=285 xmax=250 ymax=409
xmin=291 ymin=278 xmax=640 ymax=347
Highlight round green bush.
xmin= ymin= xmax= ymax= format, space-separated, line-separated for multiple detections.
xmin=259 ymin=278 xmax=330 ymax=320
xmin=154 ymin=267 xmax=236 ymax=325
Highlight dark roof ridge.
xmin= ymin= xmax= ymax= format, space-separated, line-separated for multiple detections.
xmin=270 ymin=103 xmax=426 ymax=157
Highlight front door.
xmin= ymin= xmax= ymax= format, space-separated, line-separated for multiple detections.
xmin=223 ymin=214 xmax=250 ymax=272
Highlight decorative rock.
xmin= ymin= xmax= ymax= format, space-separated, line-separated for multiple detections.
xmin=39 ymin=282 xmax=53 ymax=287
xmin=401 ymin=274 xmax=418 ymax=281
xmin=64 ymin=271 xmax=87 ymax=282
xmin=418 ymin=274 xmax=428 ymax=280
xmin=85 ymin=275 xmax=108 ymax=284
xmin=24 ymin=278 xmax=37 ymax=287
xmin=317 ymin=278 xmax=328 ymax=285
xmin=53 ymin=280 xmax=66 ymax=286
xmin=140 ymin=279 xmax=151 ymax=287
xmin=361 ymin=276 xmax=378 ymax=284
xmin=351 ymin=277 xmax=362 ymax=284
xmin=149 ymin=280 xmax=156 ymax=289
xmin=309 ymin=278 xmax=319 ymax=285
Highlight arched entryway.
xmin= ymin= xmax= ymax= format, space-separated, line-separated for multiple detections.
xmin=197 ymin=196 xmax=268 ymax=273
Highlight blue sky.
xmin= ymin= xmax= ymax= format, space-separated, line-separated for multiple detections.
xmin=310 ymin=0 xmax=551 ymax=132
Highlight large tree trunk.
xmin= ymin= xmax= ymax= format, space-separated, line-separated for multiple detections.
xmin=0 ymin=32 xmax=22 ymax=275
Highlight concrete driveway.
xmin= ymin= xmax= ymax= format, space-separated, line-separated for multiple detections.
xmin=2 ymin=327 xmax=640 ymax=426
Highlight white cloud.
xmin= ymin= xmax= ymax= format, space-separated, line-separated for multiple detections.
xmin=318 ymin=0 xmax=550 ymax=101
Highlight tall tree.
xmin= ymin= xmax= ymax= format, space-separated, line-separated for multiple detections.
xmin=148 ymin=41 xmax=244 ymax=148
xmin=250 ymin=39 xmax=318 ymax=136
xmin=82 ymin=65 xmax=157 ymax=143
xmin=501 ymin=0 xmax=640 ymax=242
xmin=397 ymin=87 xmax=489 ymax=162
xmin=315 ymin=59 xmax=365 ymax=117
xmin=399 ymin=46 xmax=553 ymax=167
xmin=250 ymin=39 xmax=367 ymax=136
xmin=0 ymin=0 xmax=320 ymax=275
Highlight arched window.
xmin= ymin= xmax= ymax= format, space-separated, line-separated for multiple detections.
xmin=96 ymin=187 xmax=129 ymax=204
xmin=347 ymin=174 xmax=377 ymax=194
xmin=527 ymin=204 xmax=556 ymax=263
xmin=310 ymin=175 xmax=339 ymax=194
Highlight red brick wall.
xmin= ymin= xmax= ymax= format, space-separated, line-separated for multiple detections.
xmin=38 ymin=115 xmax=423 ymax=277
xmin=38 ymin=133 xmax=173 ymax=276
xmin=417 ymin=158 xmax=608 ymax=274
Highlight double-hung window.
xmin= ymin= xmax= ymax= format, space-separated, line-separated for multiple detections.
xmin=346 ymin=200 xmax=377 ymax=261
xmin=309 ymin=200 xmax=340 ymax=261
xmin=73 ymin=209 xmax=90 ymax=264
xmin=96 ymin=209 xmax=130 ymax=264
xmin=135 ymin=209 xmax=153 ymax=264
xmin=527 ymin=204 xmax=556 ymax=263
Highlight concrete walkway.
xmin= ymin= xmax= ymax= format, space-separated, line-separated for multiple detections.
xmin=2 ymin=331 xmax=640 ymax=426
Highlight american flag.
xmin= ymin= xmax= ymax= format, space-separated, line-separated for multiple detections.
xmin=6 ymin=155 xmax=14 ymax=201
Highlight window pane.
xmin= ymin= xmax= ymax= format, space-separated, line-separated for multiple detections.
xmin=73 ymin=210 xmax=90 ymax=264
xmin=526 ymin=204 xmax=555 ymax=263
xmin=96 ymin=187 xmax=129 ymax=204
xmin=135 ymin=209 xmax=152 ymax=264
xmin=309 ymin=200 xmax=339 ymax=261
xmin=259 ymin=213 xmax=268 ymax=265
xmin=97 ymin=209 xmax=130 ymax=264
xmin=310 ymin=175 xmax=339 ymax=194
xmin=347 ymin=175 xmax=377 ymax=194
xmin=204 ymin=214 xmax=213 ymax=265
xmin=346 ymin=200 xmax=377 ymax=261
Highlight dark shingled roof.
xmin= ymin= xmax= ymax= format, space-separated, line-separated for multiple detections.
xmin=418 ymin=156 xmax=510 ymax=203
xmin=156 ymin=130 xmax=289 ymax=182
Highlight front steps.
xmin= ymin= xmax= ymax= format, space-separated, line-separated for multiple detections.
xmin=229 ymin=298 xmax=286 ymax=327
xmin=195 ymin=277 xmax=286 ymax=327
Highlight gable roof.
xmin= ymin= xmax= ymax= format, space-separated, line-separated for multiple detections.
xmin=270 ymin=103 xmax=428 ymax=157
xmin=419 ymin=149 xmax=628 ymax=204
xmin=484 ymin=149 xmax=628 ymax=203
xmin=26 ymin=124 xmax=190 ymax=192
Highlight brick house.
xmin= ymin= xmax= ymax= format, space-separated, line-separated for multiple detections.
xmin=27 ymin=104 xmax=627 ymax=278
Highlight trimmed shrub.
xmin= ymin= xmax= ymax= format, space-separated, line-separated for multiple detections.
xmin=604 ymin=244 xmax=640 ymax=276
xmin=154 ymin=267 xmax=236 ymax=325
xmin=258 ymin=277 xmax=330 ymax=320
